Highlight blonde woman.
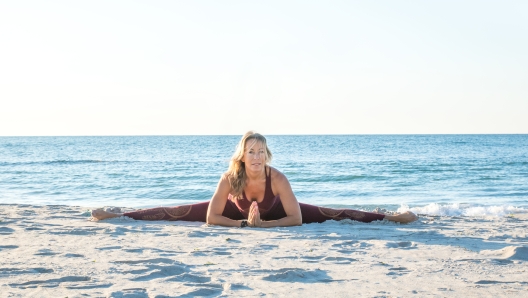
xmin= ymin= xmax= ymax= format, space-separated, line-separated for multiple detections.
xmin=92 ymin=131 xmax=417 ymax=226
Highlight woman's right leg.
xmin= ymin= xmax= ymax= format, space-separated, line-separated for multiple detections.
xmin=123 ymin=202 xmax=210 ymax=221
xmin=92 ymin=200 xmax=244 ymax=222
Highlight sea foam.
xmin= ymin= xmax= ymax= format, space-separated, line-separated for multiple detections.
xmin=398 ymin=203 xmax=527 ymax=217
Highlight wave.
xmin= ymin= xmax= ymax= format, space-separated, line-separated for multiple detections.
xmin=0 ymin=160 xmax=119 ymax=166
xmin=398 ymin=203 xmax=527 ymax=218
xmin=291 ymin=174 xmax=386 ymax=183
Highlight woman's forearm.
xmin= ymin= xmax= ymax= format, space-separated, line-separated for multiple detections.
xmin=206 ymin=214 xmax=244 ymax=227
xmin=208 ymin=213 xmax=302 ymax=228
xmin=260 ymin=215 xmax=302 ymax=228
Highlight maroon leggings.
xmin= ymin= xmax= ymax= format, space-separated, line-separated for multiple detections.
xmin=123 ymin=201 xmax=384 ymax=223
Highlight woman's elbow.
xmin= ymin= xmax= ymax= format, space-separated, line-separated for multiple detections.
xmin=293 ymin=215 xmax=302 ymax=226
xmin=206 ymin=213 xmax=216 ymax=225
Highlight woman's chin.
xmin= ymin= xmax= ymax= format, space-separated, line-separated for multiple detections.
xmin=249 ymin=164 xmax=264 ymax=171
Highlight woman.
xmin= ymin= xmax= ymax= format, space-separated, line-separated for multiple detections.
xmin=92 ymin=131 xmax=418 ymax=226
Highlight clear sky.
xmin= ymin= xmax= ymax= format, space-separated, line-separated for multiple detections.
xmin=1 ymin=0 xmax=526 ymax=136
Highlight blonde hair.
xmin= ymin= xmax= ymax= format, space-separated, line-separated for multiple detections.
xmin=226 ymin=131 xmax=273 ymax=199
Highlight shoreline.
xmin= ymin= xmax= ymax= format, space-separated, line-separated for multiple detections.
xmin=1 ymin=204 xmax=527 ymax=297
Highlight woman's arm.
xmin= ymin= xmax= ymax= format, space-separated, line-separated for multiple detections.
xmin=206 ymin=174 xmax=246 ymax=227
xmin=258 ymin=169 xmax=302 ymax=228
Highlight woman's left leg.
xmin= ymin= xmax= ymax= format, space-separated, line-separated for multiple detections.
xmin=299 ymin=203 xmax=385 ymax=223
xmin=262 ymin=201 xmax=385 ymax=223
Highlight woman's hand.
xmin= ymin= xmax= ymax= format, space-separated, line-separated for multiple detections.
xmin=248 ymin=201 xmax=262 ymax=227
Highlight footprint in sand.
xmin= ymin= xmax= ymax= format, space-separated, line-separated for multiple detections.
xmin=17 ymin=210 xmax=37 ymax=216
xmin=500 ymin=246 xmax=528 ymax=261
xmin=300 ymin=255 xmax=324 ymax=263
xmin=186 ymin=230 xmax=212 ymax=238
xmin=0 ymin=219 xmax=14 ymax=225
xmin=107 ymin=288 xmax=148 ymax=298
xmin=228 ymin=283 xmax=253 ymax=291
xmin=124 ymin=248 xmax=144 ymax=253
xmin=0 ymin=227 xmax=15 ymax=235
xmin=123 ymin=248 xmax=181 ymax=256
xmin=64 ymin=283 xmax=113 ymax=290
xmin=34 ymin=249 xmax=59 ymax=256
xmin=474 ymin=280 xmax=528 ymax=285
xmin=182 ymin=287 xmax=224 ymax=297
xmin=332 ymin=240 xmax=371 ymax=252
xmin=250 ymin=244 xmax=279 ymax=253
xmin=331 ymin=240 xmax=358 ymax=248
xmin=190 ymin=250 xmax=210 ymax=256
xmin=323 ymin=256 xmax=357 ymax=264
xmin=113 ymin=258 xmax=191 ymax=282
xmin=24 ymin=226 xmax=45 ymax=231
xmin=130 ymin=265 xmax=190 ymax=281
xmin=123 ymin=264 xmax=186 ymax=275
xmin=9 ymin=276 xmax=91 ymax=289
xmin=0 ymin=245 xmax=18 ymax=251
xmin=48 ymin=227 xmax=104 ymax=235
xmin=97 ymin=245 xmax=122 ymax=251
xmin=254 ymin=268 xmax=336 ymax=283
xmin=113 ymin=258 xmax=176 ymax=265
xmin=166 ymin=273 xmax=211 ymax=283
xmin=64 ymin=253 xmax=85 ymax=258
xmin=481 ymin=246 xmax=528 ymax=262
xmin=212 ymin=250 xmax=232 ymax=256
xmin=386 ymin=267 xmax=411 ymax=276
xmin=0 ymin=267 xmax=54 ymax=275
xmin=385 ymin=241 xmax=416 ymax=249
xmin=271 ymin=255 xmax=298 ymax=260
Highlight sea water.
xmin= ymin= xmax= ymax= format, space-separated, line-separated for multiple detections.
xmin=1 ymin=135 xmax=527 ymax=217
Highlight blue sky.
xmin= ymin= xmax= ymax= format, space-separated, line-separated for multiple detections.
xmin=1 ymin=0 xmax=526 ymax=135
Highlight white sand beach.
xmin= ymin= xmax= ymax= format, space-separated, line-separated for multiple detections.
xmin=1 ymin=204 xmax=527 ymax=297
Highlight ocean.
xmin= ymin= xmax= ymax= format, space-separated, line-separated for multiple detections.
xmin=1 ymin=135 xmax=527 ymax=217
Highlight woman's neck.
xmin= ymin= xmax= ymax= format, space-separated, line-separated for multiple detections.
xmin=245 ymin=166 xmax=266 ymax=181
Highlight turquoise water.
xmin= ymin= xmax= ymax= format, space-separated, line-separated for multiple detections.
xmin=1 ymin=135 xmax=527 ymax=216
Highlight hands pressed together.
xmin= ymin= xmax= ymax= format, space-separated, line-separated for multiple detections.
xmin=247 ymin=201 xmax=262 ymax=227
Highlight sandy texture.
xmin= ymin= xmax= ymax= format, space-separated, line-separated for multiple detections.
xmin=1 ymin=204 xmax=527 ymax=297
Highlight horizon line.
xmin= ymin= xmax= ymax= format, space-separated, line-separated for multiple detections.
xmin=1 ymin=133 xmax=527 ymax=137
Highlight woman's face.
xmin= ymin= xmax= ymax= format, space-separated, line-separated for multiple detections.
xmin=243 ymin=139 xmax=266 ymax=172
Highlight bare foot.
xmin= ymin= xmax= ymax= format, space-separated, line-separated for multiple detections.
xmin=91 ymin=209 xmax=122 ymax=221
xmin=384 ymin=211 xmax=418 ymax=223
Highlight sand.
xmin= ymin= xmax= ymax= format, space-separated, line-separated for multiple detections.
xmin=1 ymin=204 xmax=527 ymax=297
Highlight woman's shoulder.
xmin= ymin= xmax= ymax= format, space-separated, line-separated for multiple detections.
xmin=219 ymin=172 xmax=235 ymax=194
xmin=219 ymin=172 xmax=233 ymax=186
xmin=269 ymin=166 xmax=288 ymax=183
xmin=220 ymin=172 xmax=229 ymax=180
xmin=268 ymin=166 xmax=293 ymax=196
